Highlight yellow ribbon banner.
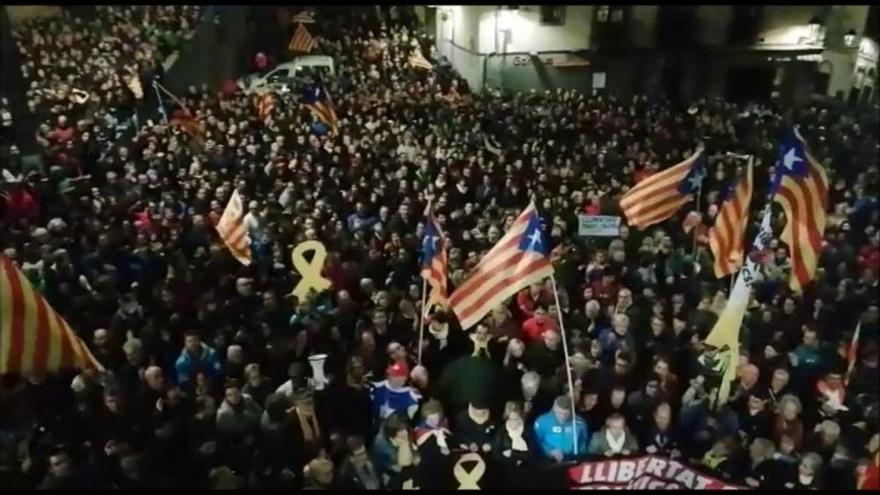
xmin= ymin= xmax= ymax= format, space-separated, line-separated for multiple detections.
xmin=290 ymin=240 xmax=332 ymax=300
xmin=453 ymin=452 xmax=486 ymax=490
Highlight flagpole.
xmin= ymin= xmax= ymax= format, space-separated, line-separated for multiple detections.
xmin=549 ymin=272 xmax=579 ymax=457
xmin=153 ymin=80 xmax=168 ymax=125
xmin=417 ymin=277 xmax=428 ymax=365
xmin=692 ymin=184 xmax=702 ymax=257
xmin=153 ymin=80 xmax=187 ymax=112
xmin=418 ymin=198 xmax=435 ymax=366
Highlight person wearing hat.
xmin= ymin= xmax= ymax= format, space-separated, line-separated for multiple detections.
xmin=535 ymin=395 xmax=589 ymax=462
xmin=369 ymin=361 xmax=421 ymax=423
xmin=451 ymin=398 xmax=497 ymax=455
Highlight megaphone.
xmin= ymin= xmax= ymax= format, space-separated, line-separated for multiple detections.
xmin=308 ymin=354 xmax=329 ymax=391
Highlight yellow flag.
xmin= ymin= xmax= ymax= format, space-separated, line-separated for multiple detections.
xmin=704 ymin=164 xmax=769 ymax=407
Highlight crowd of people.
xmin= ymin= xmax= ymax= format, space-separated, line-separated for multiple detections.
xmin=0 ymin=5 xmax=878 ymax=490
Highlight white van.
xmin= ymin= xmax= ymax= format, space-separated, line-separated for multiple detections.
xmin=238 ymin=55 xmax=335 ymax=95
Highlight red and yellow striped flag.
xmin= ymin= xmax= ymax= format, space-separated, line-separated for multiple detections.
xmin=771 ymin=127 xmax=829 ymax=293
xmin=408 ymin=49 xmax=433 ymax=70
xmin=254 ymin=92 xmax=274 ymax=124
xmin=620 ymin=149 xmax=705 ymax=230
xmin=708 ymin=160 xmax=754 ymax=278
xmin=215 ymin=190 xmax=253 ymax=266
xmin=1 ymin=255 xmax=104 ymax=375
xmin=289 ymin=22 xmax=317 ymax=53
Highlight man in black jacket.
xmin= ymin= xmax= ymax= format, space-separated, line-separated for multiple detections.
xmin=737 ymin=387 xmax=773 ymax=446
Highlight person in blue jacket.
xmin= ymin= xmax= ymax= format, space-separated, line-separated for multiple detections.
xmin=533 ymin=395 xmax=589 ymax=462
xmin=175 ymin=330 xmax=223 ymax=389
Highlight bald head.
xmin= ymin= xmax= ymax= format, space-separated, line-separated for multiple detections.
xmin=742 ymin=364 xmax=759 ymax=387
xmin=145 ymin=366 xmax=164 ymax=390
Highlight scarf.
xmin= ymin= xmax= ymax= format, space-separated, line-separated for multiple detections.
xmin=296 ymin=409 xmax=321 ymax=444
xmin=606 ymin=429 xmax=626 ymax=453
xmin=430 ymin=324 xmax=449 ymax=349
xmin=416 ymin=425 xmax=450 ymax=450
xmin=506 ymin=423 xmax=528 ymax=452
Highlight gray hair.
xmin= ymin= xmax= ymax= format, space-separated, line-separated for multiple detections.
xmin=521 ymin=371 xmax=540 ymax=388
xmin=819 ymin=420 xmax=841 ymax=437
xmin=778 ymin=394 xmax=802 ymax=415
xmin=800 ymin=452 xmax=823 ymax=472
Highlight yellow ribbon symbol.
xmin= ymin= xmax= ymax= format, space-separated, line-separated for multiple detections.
xmin=290 ymin=240 xmax=332 ymax=300
xmin=453 ymin=453 xmax=486 ymax=490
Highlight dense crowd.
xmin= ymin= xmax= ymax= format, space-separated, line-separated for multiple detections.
xmin=1 ymin=6 xmax=879 ymax=490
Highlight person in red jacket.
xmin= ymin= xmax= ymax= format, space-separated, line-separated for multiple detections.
xmin=1 ymin=186 xmax=40 ymax=224
xmin=515 ymin=283 xmax=552 ymax=320
xmin=521 ymin=307 xmax=558 ymax=345
xmin=857 ymin=232 xmax=879 ymax=273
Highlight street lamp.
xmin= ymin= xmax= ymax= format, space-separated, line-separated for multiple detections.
xmin=844 ymin=29 xmax=857 ymax=48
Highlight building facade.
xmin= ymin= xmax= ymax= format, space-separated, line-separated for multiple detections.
xmin=429 ymin=5 xmax=878 ymax=107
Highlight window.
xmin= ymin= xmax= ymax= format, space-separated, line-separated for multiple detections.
xmin=266 ymin=69 xmax=287 ymax=83
xmin=610 ymin=7 xmax=624 ymax=23
xmin=540 ymin=6 xmax=565 ymax=25
xmin=596 ymin=6 xmax=609 ymax=23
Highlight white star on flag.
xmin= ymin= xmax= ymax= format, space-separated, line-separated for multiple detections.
xmin=688 ymin=168 xmax=706 ymax=191
xmin=527 ymin=229 xmax=543 ymax=249
xmin=782 ymin=147 xmax=804 ymax=170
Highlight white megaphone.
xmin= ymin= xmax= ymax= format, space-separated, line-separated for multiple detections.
xmin=308 ymin=354 xmax=329 ymax=391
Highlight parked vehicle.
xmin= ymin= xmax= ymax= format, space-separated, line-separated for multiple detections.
xmin=237 ymin=55 xmax=335 ymax=94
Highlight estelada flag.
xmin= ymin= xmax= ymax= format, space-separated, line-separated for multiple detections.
xmin=1 ymin=255 xmax=104 ymax=375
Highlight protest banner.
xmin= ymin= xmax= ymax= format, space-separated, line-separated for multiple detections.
xmin=567 ymin=455 xmax=743 ymax=490
xmin=577 ymin=215 xmax=621 ymax=237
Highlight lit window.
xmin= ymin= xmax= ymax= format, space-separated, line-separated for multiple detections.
xmin=597 ymin=6 xmax=609 ymax=23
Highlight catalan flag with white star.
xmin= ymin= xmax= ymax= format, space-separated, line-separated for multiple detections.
xmin=620 ymin=149 xmax=706 ymax=230
xmin=302 ymin=83 xmax=339 ymax=133
xmin=770 ymin=127 xmax=829 ymax=293
xmin=448 ymin=201 xmax=553 ymax=329
xmin=420 ymin=207 xmax=448 ymax=311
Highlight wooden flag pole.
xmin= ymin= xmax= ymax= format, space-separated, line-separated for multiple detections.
xmin=549 ymin=272 xmax=579 ymax=456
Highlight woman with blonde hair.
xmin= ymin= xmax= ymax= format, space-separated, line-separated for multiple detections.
xmin=492 ymin=401 xmax=536 ymax=481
